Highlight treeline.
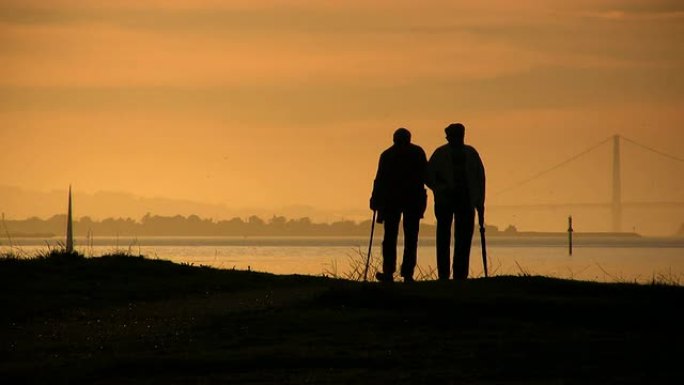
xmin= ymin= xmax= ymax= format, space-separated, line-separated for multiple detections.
xmin=2 ymin=213 xmax=450 ymax=237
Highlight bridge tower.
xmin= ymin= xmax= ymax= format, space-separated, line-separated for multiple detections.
xmin=612 ymin=135 xmax=622 ymax=232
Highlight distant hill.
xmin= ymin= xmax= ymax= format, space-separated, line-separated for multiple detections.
xmin=0 ymin=185 xmax=366 ymax=223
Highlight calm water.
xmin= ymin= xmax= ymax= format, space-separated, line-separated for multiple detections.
xmin=4 ymin=236 xmax=684 ymax=283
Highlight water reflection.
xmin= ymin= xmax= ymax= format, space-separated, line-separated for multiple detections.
xmin=3 ymin=237 xmax=683 ymax=283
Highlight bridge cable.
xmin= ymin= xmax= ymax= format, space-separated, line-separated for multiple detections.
xmin=493 ymin=136 xmax=612 ymax=197
xmin=621 ymin=136 xmax=684 ymax=164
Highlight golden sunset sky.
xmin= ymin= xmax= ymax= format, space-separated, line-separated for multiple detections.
xmin=1 ymin=0 xmax=683 ymax=233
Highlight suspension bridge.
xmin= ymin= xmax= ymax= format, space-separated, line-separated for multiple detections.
xmin=490 ymin=135 xmax=684 ymax=232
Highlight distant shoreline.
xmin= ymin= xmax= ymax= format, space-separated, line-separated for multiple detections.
xmin=504 ymin=230 xmax=641 ymax=238
xmin=4 ymin=213 xmax=682 ymax=239
xmin=5 ymin=233 xmax=683 ymax=248
xmin=4 ymin=230 xmax=644 ymax=239
xmin=4 ymin=232 xmax=55 ymax=238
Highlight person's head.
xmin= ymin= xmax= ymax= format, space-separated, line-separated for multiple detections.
xmin=445 ymin=123 xmax=465 ymax=145
xmin=393 ymin=127 xmax=411 ymax=145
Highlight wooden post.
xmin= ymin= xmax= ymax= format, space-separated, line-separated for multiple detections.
xmin=568 ymin=215 xmax=573 ymax=256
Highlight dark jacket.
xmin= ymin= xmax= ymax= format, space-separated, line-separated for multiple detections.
xmin=426 ymin=143 xmax=485 ymax=210
xmin=370 ymin=143 xmax=428 ymax=217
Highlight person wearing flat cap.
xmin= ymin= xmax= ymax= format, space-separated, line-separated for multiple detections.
xmin=426 ymin=123 xmax=486 ymax=280
xmin=370 ymin=128 xmax=428 ymax=283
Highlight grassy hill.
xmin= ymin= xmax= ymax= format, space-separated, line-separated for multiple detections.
xmin=1 ymin=252 xmax=682 ymax=384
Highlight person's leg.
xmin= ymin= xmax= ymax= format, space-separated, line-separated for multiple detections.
xmin=453 ymin=205 xmax=475 ymax=280
xmin=400 ymin=211 xmax=420 ymax=281
xmin=434 ymin=202 xmax=454 ymax=280
xmin=380 ymin=210 xmax=400 ymax=280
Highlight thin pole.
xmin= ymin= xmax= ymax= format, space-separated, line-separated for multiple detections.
xmin=363 ymin=211 xmax=377 ymax=282
xmin=66 ymin=185 xmax=74 ymax=253
xmin=478 ymin=209 xmax=488 ymax=278
xmin=568 ymin=215 xmax=573 ymax=256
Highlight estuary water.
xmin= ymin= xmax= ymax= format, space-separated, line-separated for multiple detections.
xmin=4 ymin=236 xmax=684 ymax=283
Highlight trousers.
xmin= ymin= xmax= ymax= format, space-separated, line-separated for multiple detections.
xmin=381 ymin=210 xmax=420 ymax=279
xmin=435 ymin=202 xmax=475 ymax=280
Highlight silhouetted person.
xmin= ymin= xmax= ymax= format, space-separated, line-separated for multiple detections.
xmin=370 ymin=128 xmax=428 ymax=283
xmin=427 ymin=123 xmax=485 ymax=280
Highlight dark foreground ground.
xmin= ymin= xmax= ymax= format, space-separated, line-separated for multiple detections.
xmin=1 ymin=253 xmax=682 ymax=384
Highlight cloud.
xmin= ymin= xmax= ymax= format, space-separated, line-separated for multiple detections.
xmin=556 ymin=0 xmax=684 ymax=20
xmin=1 ymin=0 xmax=681 ymax=117
xmin=3 ymin=2 xmax=679 ymax=91
xmin=2 ymin=62 xmax=682 ymax=127
xmin=577 ymin=10 xmax=684 ymax=20
xmin=0 ymin=18 xmax=563 ymax=88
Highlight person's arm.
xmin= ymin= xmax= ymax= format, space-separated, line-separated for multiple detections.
xmin=419 ymin=148 xmax=428 ymax=186
xmin=425 ymin=150 xmax=438 ymax=190
xmin=370 ymin=154 xmax=386 ymax=211
xmin=474 ymin=150 xmax=486 ymax=222
xmin=419 ymin=148 xmax=429 ymax=217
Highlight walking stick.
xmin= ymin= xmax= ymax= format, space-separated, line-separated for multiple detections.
xmin=363 ymin=210 xmax=377 ymax=282
xmin=478 ymin=208 xmax=488 ymax=278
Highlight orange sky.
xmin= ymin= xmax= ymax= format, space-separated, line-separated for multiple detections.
xmin=1 ymin=0 xmax=683 ymax=233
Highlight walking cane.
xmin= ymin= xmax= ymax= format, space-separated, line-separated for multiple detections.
xmin=478 ymin=208 xmax=488 ymax=278
xmin=363 ymin=210 xmax=377 ymax=282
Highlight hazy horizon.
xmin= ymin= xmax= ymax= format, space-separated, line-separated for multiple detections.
xmin=2 ymin=0 xmax=683 ymax=235
xmin=2 ymin=184 xmax=683 ymax=236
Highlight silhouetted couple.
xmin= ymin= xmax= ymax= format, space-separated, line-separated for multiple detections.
xmin=370 ymin=123 xmax=485 ymax=283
